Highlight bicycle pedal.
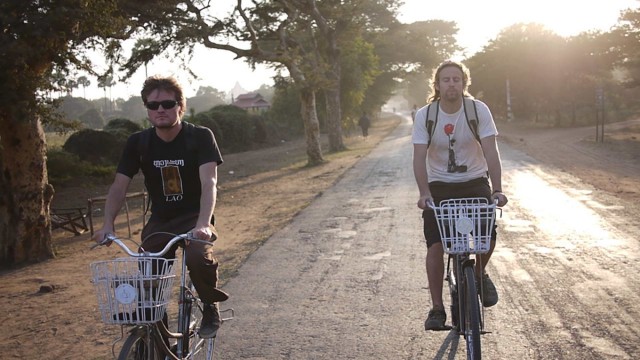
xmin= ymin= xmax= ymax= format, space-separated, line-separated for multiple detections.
xmin=221 ymin=308 xmax=235 ymax=322
xmin=427 ymin=324 xmax=453 ymax=331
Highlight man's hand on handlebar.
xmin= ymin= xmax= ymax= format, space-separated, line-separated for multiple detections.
xmin=492 ymin=191 xmax=508 ymax=207
xmin=418 ymin=195 xmax=434 ymax=210
xmin=92 ymin=228 xmax=114 ymax=247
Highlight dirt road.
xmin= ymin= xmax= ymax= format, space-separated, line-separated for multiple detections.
xmin=213 ymin=117 xmax=640 ymax=359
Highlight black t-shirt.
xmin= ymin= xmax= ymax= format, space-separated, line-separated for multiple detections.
xmin=117 ymin=122 xmax=223 ymax=222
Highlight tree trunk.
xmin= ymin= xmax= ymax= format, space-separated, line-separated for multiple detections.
xmin=0 ymin=114 xmax=54 ymax=266
xmin=299 ymin=88 xmax=324 ymax=166
xmin=302 ymin=0 xmax=345 ymax=152
xmin=325 ymin=86 xmax=346 ymax=152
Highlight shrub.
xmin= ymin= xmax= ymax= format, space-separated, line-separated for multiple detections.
xmin=191 ymin=105 xmax=254 ymax=153
xmin=104 ymin=118 xmax=143 ymax=134
xmin=46 ymin=148 xmax=115 ymax=186
xmin=208 ymin=105 xmax=253 ymax=152
xmin=79 ymin=108 xmax=105 ymax=129
xmin=63 ymin=129 xmax=121 ymax=165
xmin=104 ymin=118 xmax=143 ymax=151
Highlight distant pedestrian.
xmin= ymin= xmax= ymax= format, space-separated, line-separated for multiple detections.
xmin=358 ymin=112 xmax=371 ymax=137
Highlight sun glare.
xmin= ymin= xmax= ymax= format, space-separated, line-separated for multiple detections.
xmin=398 ymin=0 xmax=638 ymax=54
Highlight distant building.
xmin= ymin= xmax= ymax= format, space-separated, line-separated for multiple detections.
xmin=231 ymin=93 xmax=271 ymax=114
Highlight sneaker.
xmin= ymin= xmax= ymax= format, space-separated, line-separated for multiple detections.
xmin=479 ymin=273 xmax=499 ymax=307
xmin=424 ymin=308 xmax=447 ymax=330
xmin=199 ymin=303 xmax=221 ymax=338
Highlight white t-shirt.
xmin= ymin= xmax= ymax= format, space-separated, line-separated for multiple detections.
xmin=412 ymin=99 xmax=498 ymax=183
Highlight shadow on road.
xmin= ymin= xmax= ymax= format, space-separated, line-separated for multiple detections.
xmin=432 ymin=329 xmax=460 ymax=360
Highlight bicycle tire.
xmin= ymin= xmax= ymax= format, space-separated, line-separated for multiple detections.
xmin=462 ymin=265 xmax=482 ymax=359
xmin=117 ymin=327 xmax=162 ymax=360
xmin=180 ymin=279 xmax=215 ymax=360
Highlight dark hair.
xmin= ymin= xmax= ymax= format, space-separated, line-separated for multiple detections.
xmin=140 ymin=75 xmax=186 ymax=117
xmin=427 ymin=60 xmax=472 ymax=103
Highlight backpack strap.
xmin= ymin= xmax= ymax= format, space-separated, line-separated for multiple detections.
xmin=136 ymin=127 xmax=153 ymax=219
xmin=181 ymin=121 xmax=198 ymax=153
xmin=425 ymin=98 xmax=481 ymax=148
xmin=462 ymin=97 xmax=481 ymax=143
xmin=425 ymin=100 xmax=440 ymax=148
xmin=137 ymin=127 xmax=153 ymax=164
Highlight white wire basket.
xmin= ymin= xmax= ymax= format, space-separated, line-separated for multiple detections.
xmin=90 ymin=257 xmax=177 ymax=325
xmin=432 ymin=197 xmax=497 ymax=255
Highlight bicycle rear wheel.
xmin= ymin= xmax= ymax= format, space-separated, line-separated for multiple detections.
xmin=462 ymin=265 xmax=482 ymax=359
xmin=180 ymin=280 xmax=215 ymax=360
xmin=118 ymin=327 xmax=162 ymax=360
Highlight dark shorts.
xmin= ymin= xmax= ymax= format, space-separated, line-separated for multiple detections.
xmin=422 ymin=177 xmax=498 ymax=248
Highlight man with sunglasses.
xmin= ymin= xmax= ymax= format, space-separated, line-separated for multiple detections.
xmin=93 ymin=75 xmax=228 ymax=339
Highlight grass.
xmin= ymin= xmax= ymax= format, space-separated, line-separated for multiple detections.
xmin=45 ymin=132 xmax=71 ymax=149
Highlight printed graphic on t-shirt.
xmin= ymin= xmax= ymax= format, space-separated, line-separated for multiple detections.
xmin=161 ymin=166 xmax=183 ymax=196
xmin=154 ymin=159 xmax=185 ymax=201
xmin=444 ymin=124 xmax=467 ymax=173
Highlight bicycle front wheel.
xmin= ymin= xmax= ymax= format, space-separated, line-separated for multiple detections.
xmin=181 ymin=280 xmax=215 ymax=360
xmin=117 ymin=327 xmax=162 ymax=360
xmin=462 ymin=265 xmax=482 ymax=359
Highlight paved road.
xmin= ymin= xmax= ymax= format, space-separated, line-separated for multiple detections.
xmin=214 ymin=116 xmax=640 ymax=359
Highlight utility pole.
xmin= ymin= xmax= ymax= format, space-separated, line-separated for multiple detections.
xmin=506 ymin=78 xmax=514 ymax=122
xmin=595 ymin=86 xmax=605 ymax=143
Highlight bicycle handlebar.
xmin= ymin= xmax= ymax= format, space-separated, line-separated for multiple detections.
xmin=92 ymin=232 xmax=210 ymax=257
xmin=426 ymin=197 xmax=499 ymax=209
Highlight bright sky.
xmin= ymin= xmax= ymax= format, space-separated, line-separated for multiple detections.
xmin=398 ymin=0 xmax=639 ymax=57
xmin=77 ymin=0 xmax=638 ymax=101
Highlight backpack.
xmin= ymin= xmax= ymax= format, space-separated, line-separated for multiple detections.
xmin=425 ymin=97 xmax=480 ymax=148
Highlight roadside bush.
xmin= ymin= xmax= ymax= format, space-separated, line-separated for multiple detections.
xmin=63 ymin=129 xmax=121 ymax=165
xmin=79 ymin=108 xmax=105 ymax=129
xmin=193 ymin=112 xmax=223 ymax=142
xmin=193 ymin=105 xmax=254 ymax=153
xmin=46 ymin=148 xmax=114 ymax=186
xmin=104 ymin=118 xmax=143 ymax=135
xmin=104 ymin=118 xmax=143 ymax=151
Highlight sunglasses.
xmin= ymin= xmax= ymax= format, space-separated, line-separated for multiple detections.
xmin=145 ymin=100 xmax=179 ymax=110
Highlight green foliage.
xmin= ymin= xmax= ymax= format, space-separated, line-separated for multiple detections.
xmin=117 ymin=96 xmax=147 ymax=123
xmin=79 ymin=108 xmax=105 ymax=129
xmin=370 ymin=20 xmax=459 ymax=112
xmin=188 ymin=86 xmax=227 ymax=114
xmin=46 ymin=148 xmax=114 ymax=186
xmin=192 ymin=105 xmax=255 ymax=152
xmin=340 ymin=37 xmax=379 ymax=125
xmin=63 ymin=129 xmax=121 ymax=165
xmin=611 ymin=8 xmax=640 ymax=88
xmin=104 ymin=118 xmax=143 ymax=134
xmin=464 ymin=22 xmax=638 ymax=126
xmin=266 ymin=77 xmax=304 ymax=138
xmin=58 ymin=96 xmax=95 ymax=120
xmin=104 ymin=118 xmax=143 ymax=152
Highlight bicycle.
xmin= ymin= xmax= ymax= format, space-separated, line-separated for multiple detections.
xmin=90 ymin=232 xmax=234 ymax=360
xmin=429 ymin=197 xmax=500 ymax=360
